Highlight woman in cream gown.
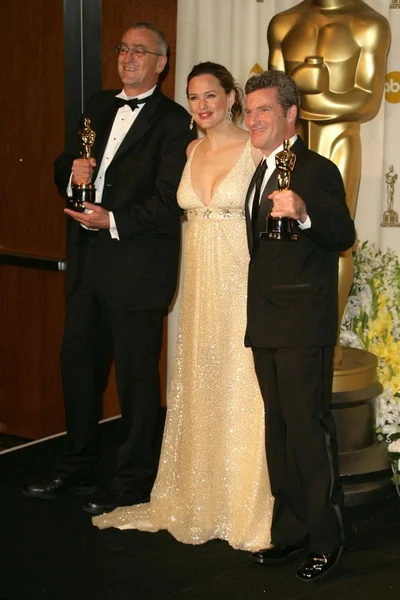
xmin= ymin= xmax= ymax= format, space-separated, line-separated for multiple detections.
xmin=93 ymin=62 xmax=273 ymax=551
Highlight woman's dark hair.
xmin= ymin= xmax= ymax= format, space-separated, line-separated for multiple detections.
xmin=186 ymin=61 xmax=243 ymax=122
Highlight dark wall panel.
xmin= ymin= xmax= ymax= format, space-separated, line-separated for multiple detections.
xmin=0 ymin=0 xmax=67 ymax=440
xmin=0 ymin=0 xmax=66 ymax=259
xmin=0 ymin=265 xmax=66 ymax=439
xmin=102 ymin=0 xmax=178 ymax=99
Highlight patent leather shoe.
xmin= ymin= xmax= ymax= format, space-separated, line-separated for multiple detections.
xmin=251 ymin=542 xmax=305 ymax=564
xmin=23 ymin=476 xmax=98 ymax=499
xmin=81 ymin=484 xmax=151 ymax=515
xmin=296 ymin=527 xmax=357 ymax=582
xmin=296 ymin=548 xmax=343 ymax=581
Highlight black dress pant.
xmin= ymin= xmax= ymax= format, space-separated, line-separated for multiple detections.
xmin=252 ymin=345 xmax=346 ymax=554
xmin=55 ymin=233 xmax=165 ymax=490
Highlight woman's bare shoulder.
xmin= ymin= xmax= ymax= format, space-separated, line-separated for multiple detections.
xmin=250 ymin=145 xmax=264 ymax=167
xmin=186 ymin=138 xmax=201 ymax=158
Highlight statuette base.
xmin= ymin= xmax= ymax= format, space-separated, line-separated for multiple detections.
xmin=381 ymin=210 xmax=399 ymax=227
xmin=260 ymin=216 xmax=298 ymax=241
xmin=70 ymin=183 xmax=96 ymax=213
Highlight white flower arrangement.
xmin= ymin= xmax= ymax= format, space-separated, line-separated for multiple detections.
xmin=340 ymin=240 xmax=400 ymax=493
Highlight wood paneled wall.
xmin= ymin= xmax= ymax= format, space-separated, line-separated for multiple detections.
xmin=0 ymin=0 xmax=65 ymax=440
xmin=102 ymin=0 xmax=178 ymax=99
xmin=0 ymin=0 xmax=178 ymax=439
xmin=0 ymin=266 xmax=66 ymax=439
xmin=0 ymin=1 xmax=66 ymax=259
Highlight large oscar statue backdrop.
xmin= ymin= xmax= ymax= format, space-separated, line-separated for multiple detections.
xmin=174 ymin=0 xmax=400 ymax=502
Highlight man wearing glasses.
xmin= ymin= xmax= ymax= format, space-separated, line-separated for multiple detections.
xmin=23 ymin=22 xmax=195 ymax=514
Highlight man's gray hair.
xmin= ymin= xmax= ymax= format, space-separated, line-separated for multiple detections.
xmin=245 ymin=70 xmax=301 ymax=123
xmin=129 ymin=21 xmax=168 ymax=56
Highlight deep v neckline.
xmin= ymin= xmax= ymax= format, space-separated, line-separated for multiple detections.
xmin=189 ymin=138 xmax=250 ymax=208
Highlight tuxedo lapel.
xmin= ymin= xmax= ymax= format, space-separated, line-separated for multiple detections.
xmin=93 ymin=104 xmax=119 ymax=169
xmin=255 ymin=169 xmax=278 ymax=246
xmin=246 ymin=162 xmax=264 ymax=255
xmin=112 ymin=111 xmax=152 ymax=162
xmin=112 ymin=88 xmax=163 ymax=163
xmin=290 ymin=135 xmax=306 ymax=163
xmin=247 ymin=165 xmax=279 ymax=255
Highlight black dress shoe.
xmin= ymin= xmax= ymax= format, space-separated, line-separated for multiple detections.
xmin=22 ymin=476 xmax=98 ymax=499
xmin=80 ymin=485 xmax=151 ymax=515
xmin=296 ymin=527 xmax=357 ymax=582
xmin=296 ymin=547 xmax=343 ymax=581
xmin=251 ymin=542 xmax=305 ymax=564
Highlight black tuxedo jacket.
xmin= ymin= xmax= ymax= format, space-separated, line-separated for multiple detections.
xmin=245 ymin=137 xmax=355 ymax=348
xmin=54 ymin=86 xmax=195 ymax=310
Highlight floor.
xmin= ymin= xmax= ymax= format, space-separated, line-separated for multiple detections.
xmin=0 ymin=433 xmax=31 ymax=452
xmin=1 ymin=419 xmax=400 ymax=600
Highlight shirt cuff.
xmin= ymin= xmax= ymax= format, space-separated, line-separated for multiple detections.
xmin=109 ymin=211 xmax=120 ymax=240
xmin=297 ymin=215 xmax=311 ymax=230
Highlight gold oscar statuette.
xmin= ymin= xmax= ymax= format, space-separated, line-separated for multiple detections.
xmin=70 ymin=117 xmax=96 ymax=212
xmin=381 ymin=165 xmax=399 ymax=227
xmin=260 ymin=139 xmax=298 ymax=241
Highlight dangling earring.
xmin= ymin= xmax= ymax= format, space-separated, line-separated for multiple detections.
xmin=189 ymin=117 xmax=194 ymax=130
xmin=226 ymin=105 xmax=233 ymax=124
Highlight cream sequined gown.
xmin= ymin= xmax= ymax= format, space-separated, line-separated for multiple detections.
xmin=93 ymin=139 xmax=273 ymax=551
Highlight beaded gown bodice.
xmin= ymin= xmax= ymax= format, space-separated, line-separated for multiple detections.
xmin=181 ymin=137 xmax=254 ymax=214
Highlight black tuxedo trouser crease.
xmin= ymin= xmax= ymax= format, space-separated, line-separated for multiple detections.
xmin=56 ymin=235 xmax=165 ymax=489
xmin=252 ymin=345 xmax=346 ymax=554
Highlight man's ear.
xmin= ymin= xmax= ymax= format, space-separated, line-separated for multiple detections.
xmin=287 ymin=105 xmax=297 ymax=123
xmin=156 ymin=55 xmax=168 ymax=74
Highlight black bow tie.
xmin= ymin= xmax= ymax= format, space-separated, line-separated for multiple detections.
xmin=115 ymin=97 xmax=147 ymax=111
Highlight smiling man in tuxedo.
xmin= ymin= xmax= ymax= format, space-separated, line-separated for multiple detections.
xmin=244 ymin=70 xmax=355 ymax=582
xmin=23 ymin=22 xmax=195 ymax=514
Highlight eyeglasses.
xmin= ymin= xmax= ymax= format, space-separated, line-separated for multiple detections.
xmin=115 ymin=45 xmax=162 ymax=58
